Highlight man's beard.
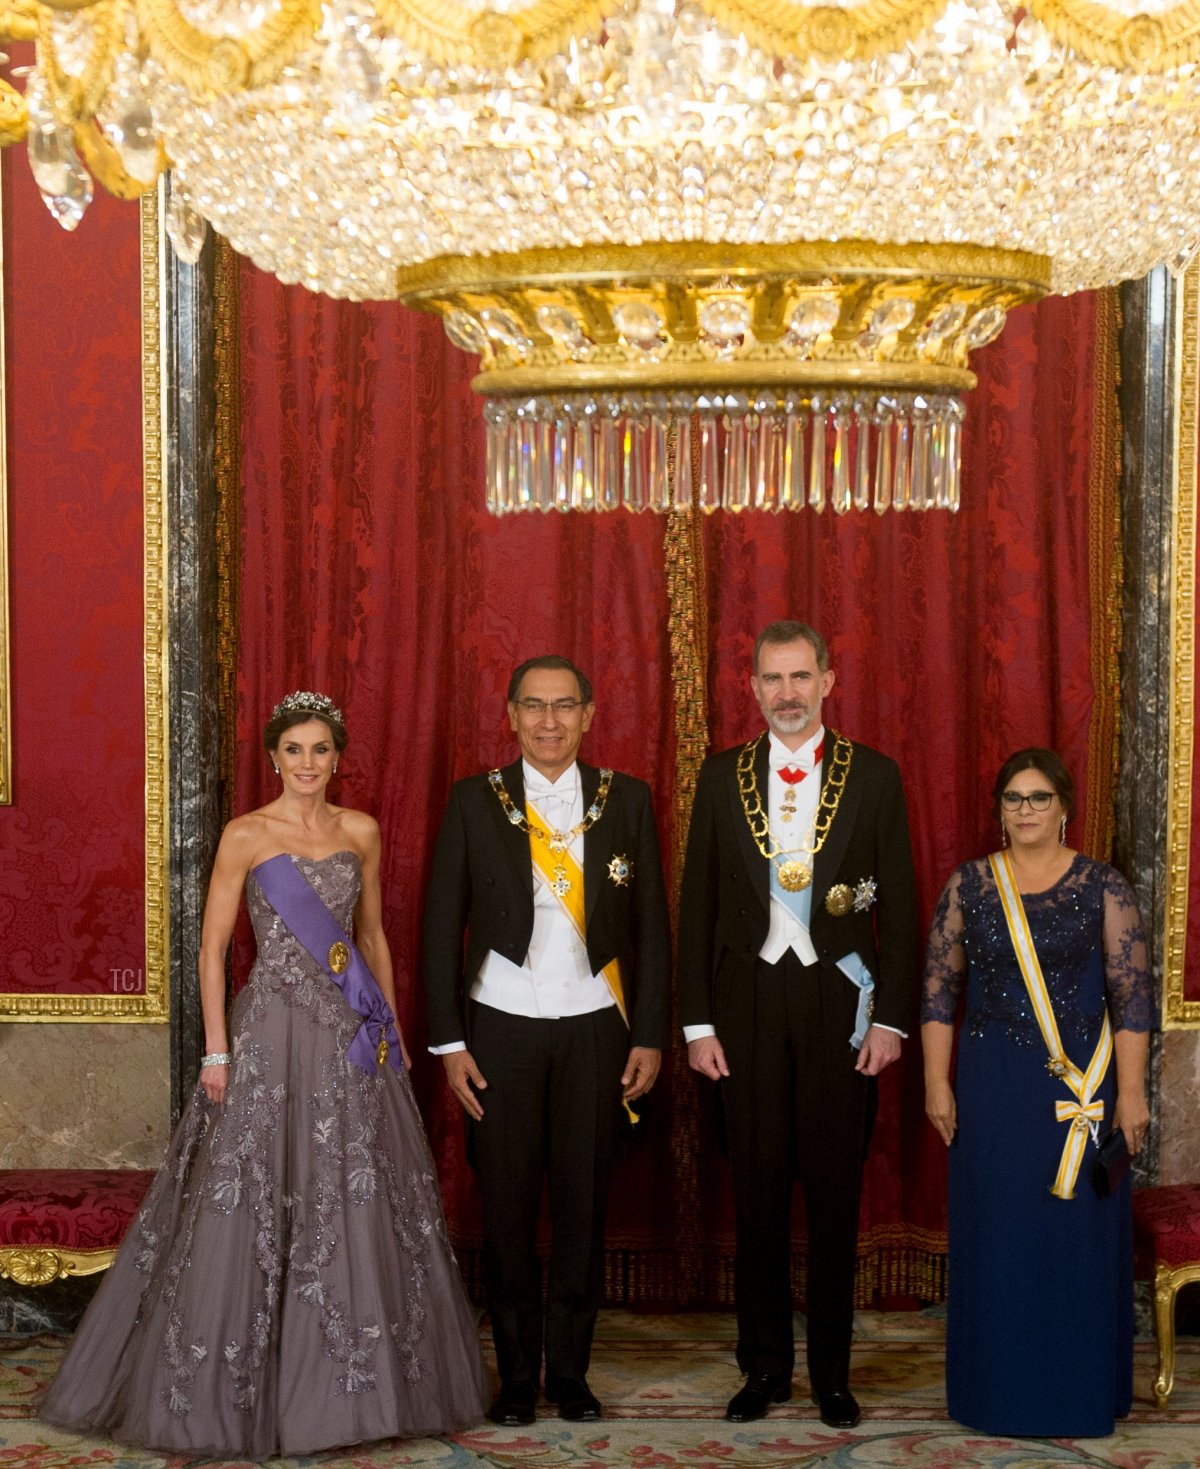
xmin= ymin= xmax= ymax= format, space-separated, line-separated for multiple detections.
xmin=766 ymin=704 xmax=813 ymax=736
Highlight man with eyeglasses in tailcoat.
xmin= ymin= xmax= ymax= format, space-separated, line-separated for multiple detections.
xmin=423 ymin=654 xmax=670 ymax=1429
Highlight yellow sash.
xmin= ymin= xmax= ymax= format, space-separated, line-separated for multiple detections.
xmin=526 ymin=802 xmax=627 ymax=1025
xmin=989 ymin=851 xmax=1112 ymax=1200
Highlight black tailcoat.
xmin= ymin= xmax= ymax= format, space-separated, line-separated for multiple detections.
xmin=422 ymin=757 xmax=670 ymax=1390
xmin=678 ymin=732 xmax=917 ymax=1033
xmin=423 ymin=758 xmax=670 ymax=1051
xmin=676 ymin=729 xmax=918 ymax=1387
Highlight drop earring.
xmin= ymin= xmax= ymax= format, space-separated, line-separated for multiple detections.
xmin=1000 ymin=820 xmax=1009 ymax=849
xmin=273 ymin=765 xmax=280 ymax=775
xmin=1060 ymin=814 xmax=1067 ymax=845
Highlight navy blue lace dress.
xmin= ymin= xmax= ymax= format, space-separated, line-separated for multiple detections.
xmin=921 ymin=855 xmax=1154 ymax=1437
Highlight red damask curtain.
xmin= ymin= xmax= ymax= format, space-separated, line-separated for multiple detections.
xmin=231 ymin=262 xmax=1119 ymax=1304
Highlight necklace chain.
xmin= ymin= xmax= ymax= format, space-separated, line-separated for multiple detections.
xmin=489 ymin=767 xmax=614 ymax=850
xmin=737 ymin=731 xmax=853 ymax=866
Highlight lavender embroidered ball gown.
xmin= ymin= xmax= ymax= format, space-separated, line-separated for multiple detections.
xmin=40 ymin=852 xmax=489 ymax=1458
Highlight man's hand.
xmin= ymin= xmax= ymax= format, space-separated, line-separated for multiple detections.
xmin=442 ymin=1050 xmax=487 ymax=1120
xmin=621 ymin=1047 xmax=661 ymax=1102
xmin=855 ymin=1025 xmax=901 ymax=1077
xmin=687 ymin=1035 xmax=731 ymax=1080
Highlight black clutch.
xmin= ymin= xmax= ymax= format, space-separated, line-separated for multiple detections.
xmin=1092 ymin=1127 xmax=1131 ymax=1198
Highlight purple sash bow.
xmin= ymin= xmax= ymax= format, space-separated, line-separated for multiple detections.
xmin=252 ymin=854 xmax=403 ymax=1074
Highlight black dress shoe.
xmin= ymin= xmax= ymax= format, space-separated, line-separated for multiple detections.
xmin=812 ymin=1387 xmax=861 ymax=1428
xmin=487 ymin=1384 xmax=537 ymax=1426
xmin=725 ymin=1372 xmax=792 ymax=1422
xmin=548 ymin=1379 xmax=603 ymax=1421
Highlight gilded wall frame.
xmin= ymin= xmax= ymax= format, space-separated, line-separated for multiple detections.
xmin=0 ymin=186 xmax=169 ymax=1020
xmin=0 ymin=165 xmax=10 ymax=807
xmin=1164 ymin=260 xmax=1200 ymax=1027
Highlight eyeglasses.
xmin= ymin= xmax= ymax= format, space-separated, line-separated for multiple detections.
xmin=514 ymin=698 xmax=585 ymax=716
xmin=1000 ymin=790 xmax=1056 ymax=812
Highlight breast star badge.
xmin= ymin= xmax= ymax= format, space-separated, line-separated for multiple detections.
xmin=607 ymin=855 xmax=633 ymax=886
xmin=853 ymin=877 xmax=878 ymax=913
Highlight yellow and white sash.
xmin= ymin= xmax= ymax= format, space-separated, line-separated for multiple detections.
xmin=989 ymin=850 xmax=1112 ymax=1200
xmin=526 ymin=802 xmax=628 ymax=1025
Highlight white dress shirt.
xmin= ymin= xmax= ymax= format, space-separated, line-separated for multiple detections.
xmin=430 ymin=760 xmax=615 ymax=1055
xmin=759 ymin=727 xmax=825 ymax=967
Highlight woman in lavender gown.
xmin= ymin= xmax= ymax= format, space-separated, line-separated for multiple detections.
xmin=41 ymin=692 xmax=488 ymax=1457
xmin=921 ymin=748 xmax=1154 ymax=1437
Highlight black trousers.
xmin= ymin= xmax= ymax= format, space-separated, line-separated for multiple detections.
xmin=469 ymin=1001 xmax=627 ymax=1391
xmin=717 ymin=951 xmax=874 ymax=1390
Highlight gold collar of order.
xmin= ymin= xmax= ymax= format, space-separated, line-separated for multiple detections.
xmin=737 ymin=731 xmax=853 ymax=891
xmin=489 ymin=767 xmax=614 ymax=852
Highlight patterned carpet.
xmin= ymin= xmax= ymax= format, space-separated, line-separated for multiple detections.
xmin=2 ymin=1310 xmax=1197 ymax=1468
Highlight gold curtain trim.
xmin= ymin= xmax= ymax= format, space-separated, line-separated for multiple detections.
xmin=1084 ymin=287 xmax=1123 ymax=862
xmin=665 ymin=491 xmax=709 ymax=1304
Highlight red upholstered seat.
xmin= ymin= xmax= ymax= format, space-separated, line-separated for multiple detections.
xmin=1133 ymin=1183 xmax=1200 ymax=1272
xmin=0 ymin=1169 xmax=154 ymax=1252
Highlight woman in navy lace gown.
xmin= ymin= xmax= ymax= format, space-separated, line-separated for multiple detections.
xmin=921 ymin=749 xmax=1154 ymax=1437
xmin=41 ymin=693 xmax=488 ymax=1456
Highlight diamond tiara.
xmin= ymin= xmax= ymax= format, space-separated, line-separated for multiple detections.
xmin=271 ymin=691 xmax=344 ymax=726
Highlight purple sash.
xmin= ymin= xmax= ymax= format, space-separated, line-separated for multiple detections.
xmin=253 ymin=854 xmax=403 ymax=1074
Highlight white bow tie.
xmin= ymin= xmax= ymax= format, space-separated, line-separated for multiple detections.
xmin=525 ymin=772 xmax=578 ymax=808
xmin=770 ymin=747 xmax=818 ymax=774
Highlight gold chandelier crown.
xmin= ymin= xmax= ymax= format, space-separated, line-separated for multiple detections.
xmin=5 ymin=0 xmax=1200 ymax=513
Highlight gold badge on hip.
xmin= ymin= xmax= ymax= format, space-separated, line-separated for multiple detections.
xmin=377 ymin=1037 xmax=390 ymax=1069
xmin=328 ymin=941 xmax=350 ymax=974
xmin=824 ymin=883 xmax=853 ymax=916
xmin=608 ymin=855 xmax=633 ymax=886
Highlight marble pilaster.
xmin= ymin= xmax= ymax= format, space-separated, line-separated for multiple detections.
xmin=1115 ymin=269 xmax=1200 ymax=1188
xmin=164 ymin=184 xmax=223 ymax=1125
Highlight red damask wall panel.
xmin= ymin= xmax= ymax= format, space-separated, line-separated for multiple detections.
xmin=0 ymin=108 xmax=147 ymax=1001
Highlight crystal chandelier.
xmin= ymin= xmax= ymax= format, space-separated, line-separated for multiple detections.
xmin=5 ymin=0 xmax=1200 ymax=514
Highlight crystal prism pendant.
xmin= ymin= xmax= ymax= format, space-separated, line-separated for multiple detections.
xmin=166 ymin=191 xmax=208 ymax=264
xmin=29 ymin=116 xmax=73 ymax=200
xmin=30 ymin=126 xmax=93 ymax=232
xmin=111 ymin=91 xmax=160 ymax=186
xmin=27 ymin=73 xmax=92 ymax=229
